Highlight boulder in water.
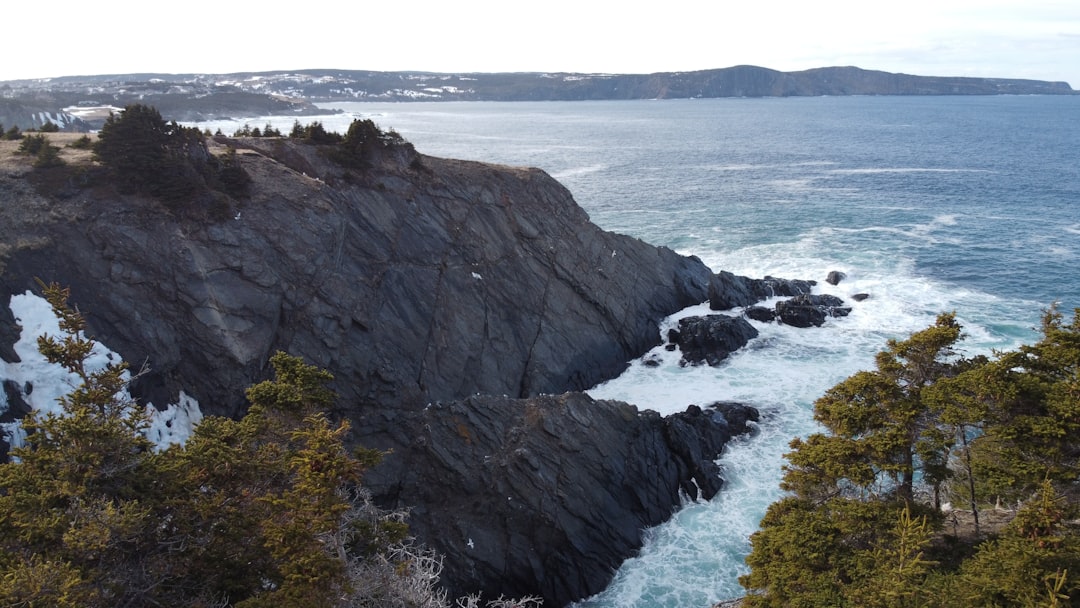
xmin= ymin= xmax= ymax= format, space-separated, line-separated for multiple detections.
xmin=672 ymin=315 xmax=759 ymax=365
xmin=775 ymin=294 xmax=851 ymax=327
xmin=745 ymin=305 xmax=776 ymax=323
xmin=826 ymin=270 xmax=847 ymax=285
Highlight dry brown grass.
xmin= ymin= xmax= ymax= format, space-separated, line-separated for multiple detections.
xmin=940 ymin=505 xmax=1016 ymax=542
xmin=0 ymin=133 xmax=96 ymax=174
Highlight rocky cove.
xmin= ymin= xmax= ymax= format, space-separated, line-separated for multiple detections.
xmin=0 ymin=132 xmax=853 ymax=605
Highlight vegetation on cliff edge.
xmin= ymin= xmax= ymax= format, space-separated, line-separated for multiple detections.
xmin=740 ymin=310 xmax=1080 ymax=607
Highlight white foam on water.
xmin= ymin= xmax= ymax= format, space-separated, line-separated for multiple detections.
xmin=579 ymin=238 xmax=1038 ymax=607
xmin=828 ymin=168 xmax=994 ymax=174
xmin=551 ymin=164 xmax=609 ymax=179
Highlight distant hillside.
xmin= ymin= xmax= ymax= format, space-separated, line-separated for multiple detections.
xmin=0 ymin=65 xmax=1073 ymax=129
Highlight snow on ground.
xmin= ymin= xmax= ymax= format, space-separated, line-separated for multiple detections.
xmin=1 ymin=291 xmax=202 ymax=450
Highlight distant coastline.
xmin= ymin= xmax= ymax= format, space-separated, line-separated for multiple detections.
xmin=1 ymin=65 xmax=1074 ymax=130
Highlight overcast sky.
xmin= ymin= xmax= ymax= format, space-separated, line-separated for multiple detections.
xmin=5 ymin=0 xmax=1079 ymax=88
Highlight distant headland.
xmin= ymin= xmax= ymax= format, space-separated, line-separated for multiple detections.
xmin=1 ymin=65 xmax=1074 ymax=130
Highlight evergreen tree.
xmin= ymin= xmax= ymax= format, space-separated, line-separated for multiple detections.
xmin=742 ymin=310 xmax=1080 ymax=607
xmin=67 ymin=135 xmax=94 ymax=150
xmin=93 ymin=103 xmax=250 ymax=210
xmin=32 ymin=141 xmax=64 ymax=168
xmin=0 ymin=284 xmax=446 ymax=607
xmin=0 ymin=282 xmax=161 ymax=606
xmin=785 ymin=313 xmax=965 ymax=504
xmin=17 ymin=133 xmax=48 ymax=156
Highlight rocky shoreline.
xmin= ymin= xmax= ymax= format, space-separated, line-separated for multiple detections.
xmin=0 ymin=132 xmax=859 ymax=604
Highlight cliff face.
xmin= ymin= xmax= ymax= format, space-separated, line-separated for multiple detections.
xmin=362 ymin=393 xmax=759 ymax=605
xmin=0 ymin=134 xmax=746 ymax=604
xmin=0 ymin=137 xmax=711 ymax=418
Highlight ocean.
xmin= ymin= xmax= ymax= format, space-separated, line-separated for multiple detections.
xmin=194 ymin=96 xmax=1080 ymax=606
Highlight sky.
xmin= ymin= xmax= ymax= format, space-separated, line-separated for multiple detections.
xmin=5 ymin=0 xmax=1079 ymax=88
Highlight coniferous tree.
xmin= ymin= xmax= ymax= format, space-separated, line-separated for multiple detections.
xmin=32 ymin=140 xmax=64 ymax=168
xmin=742 ymin=310 xmax=1080 ymax=607
xmin=67 ymin=134 xmax=94 ymax=150
xmin=93 ymin=104 xmax=175 ymax=194
xmin=0 ymin=284 xmax=453 ymax=607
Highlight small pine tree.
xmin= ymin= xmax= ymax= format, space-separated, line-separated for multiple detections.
xmin=67 ymin=135 xmax=94 ymax=150
xmin=289 ymin=119 xmax=305 ymax=139
xmin=17 ymin=133 xmax=47 ymax=155
xmin=33 ymin=142 xmax=64 ymax=168
xmin=0 ymin=284 xmax=460 ymax=607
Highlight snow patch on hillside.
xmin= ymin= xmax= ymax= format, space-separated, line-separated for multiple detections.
xmin=1 ymin=291 xmax=202 ymax=451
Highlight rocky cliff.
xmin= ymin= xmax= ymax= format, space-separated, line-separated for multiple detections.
xmin=1 ymin=135 xmax=712 ymax=416
xmin=0 ymin=133 xmax=778 ymax=604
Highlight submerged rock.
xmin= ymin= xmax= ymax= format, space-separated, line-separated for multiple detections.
xmin=745 ymin=305 xmax=777 ymax=323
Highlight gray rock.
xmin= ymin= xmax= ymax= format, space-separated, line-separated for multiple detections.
xmin=0 ymin=139 xmax=712 ymax=418
xmin=0 ymin=292 xmax=19 ymax=364
xmin=672 ymin=315 xmax=759 ymax=366
xmin=745 ymin=305 xmax=776 ymax=323
xmin=708 ymin=271 xmax=815 ymax=310
xmin=0 ymin=136 xmax=765 ymax=604
xmin=775 ymin=294 xmax=851 ymax=327
xmin=826 ymin=270 xmax=847 ymax=285
xmin=358 ymin=392 xmax=758 ymax=606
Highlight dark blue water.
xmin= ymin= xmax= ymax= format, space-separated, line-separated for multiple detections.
xmin=195 ymin=96 xmax=1080 ymax=606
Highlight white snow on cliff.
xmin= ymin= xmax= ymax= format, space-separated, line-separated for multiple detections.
xmin=0 ymin=291 xmax=202 ymax=451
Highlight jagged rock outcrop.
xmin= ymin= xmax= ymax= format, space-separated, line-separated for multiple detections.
xmin=708 ymin=270 xmax=815 ymax=310
xmin=669 ymin=314 xmax=760 ymax=366
xmin=355 ymin=392 xmax=759 ymax=606
xmin=775 ymin=294 xmax=852 ymax=327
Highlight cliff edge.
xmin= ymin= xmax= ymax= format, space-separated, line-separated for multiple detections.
xmin=0 ymin=132 xmax=757 ymax=605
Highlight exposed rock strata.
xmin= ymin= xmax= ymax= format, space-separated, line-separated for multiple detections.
xmin=0 ymin=137 xmax=772 ymax=605
xmin=1 ymin=139 xmax=711 ymax=418
xmin=355 ymin=392 xmax=759 ymax=606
